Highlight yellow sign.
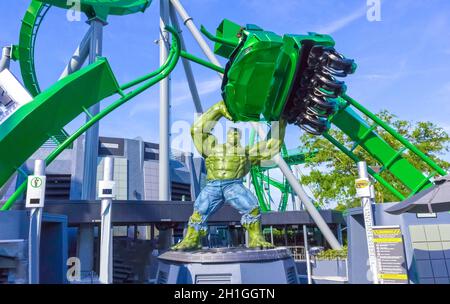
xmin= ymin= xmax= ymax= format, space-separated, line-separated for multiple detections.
xmin=374 ymin=238 xmax=402 ymax=243
xmin=379 ymin=274 xmax=408 ymax=280
xmin=355 ymin=178 xmax=370 ymax=189
xmin=373 ymin=229 xmax=401 ymax=235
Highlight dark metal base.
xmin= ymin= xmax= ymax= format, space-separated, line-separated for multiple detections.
xmin=159 ymin=247 xmax=293 ymax=264
xmin=156 ymin=247 xmax=299 ymax=284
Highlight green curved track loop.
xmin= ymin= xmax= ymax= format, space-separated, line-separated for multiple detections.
xmin=18 ymin=0 xmax=151 ymax=97
xmin=18 ymin=0 xmax=50 ymax=97
xmin=39 ymin=0 xmax=151 ymax=18
xmin=1 ymin=26 xmax=181 ymax=211
xmin=17 ymin=1 xmax=152 ymax=144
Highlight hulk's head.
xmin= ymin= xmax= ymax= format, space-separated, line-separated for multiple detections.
xmin=227 ymin=127 xmax=241 ymax=145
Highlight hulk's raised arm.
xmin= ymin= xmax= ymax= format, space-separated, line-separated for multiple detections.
xmin=191 ymin=100 xmax=232 ymax=157
xmin=247 ymin=119 xmax=287 ymax=165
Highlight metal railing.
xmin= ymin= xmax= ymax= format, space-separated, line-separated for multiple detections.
xmin=285 ymin=246 xmax=307 ymax=261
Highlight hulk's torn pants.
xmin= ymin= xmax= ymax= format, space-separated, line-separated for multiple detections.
xmin=189 ymin=178 xmax=261 ymax=232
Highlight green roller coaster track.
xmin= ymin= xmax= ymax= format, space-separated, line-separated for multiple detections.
xmin=178 ymin=23 xmax=448 ymax=211
xmin=0 ymin=16 xmax=180 ymax=212
xmin=15 ymin=1 xmax=152 ymax=145
xmin=0 ymin=1 xmax=447 ymax=214
xmin=210 ymin=20 xmax=448 ymax=211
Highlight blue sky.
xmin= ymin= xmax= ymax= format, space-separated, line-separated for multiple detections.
xmin=1 ymin=0 xmax=450 ymax=159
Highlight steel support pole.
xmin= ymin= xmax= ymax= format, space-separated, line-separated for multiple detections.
xmin=159 ymin=0 xmax=171 ymax=201
xmin=277 ymin=156 xmax=341 ymax=249
xmin=82 ymin=18 xmax=104 ymax=200
xmin=99 ymin=157 xmax=114 ymax=284
xmin=357 ymin=161 xmax=379 ymax=284
xmin=252 ymin=123 xmax=342 ymax=250
xmin=169 ymin=5 xmax=203 ymax=113
xmin=170 ymin=0 xmax=223 ymax=79
xmin=28 ymin=159 xmax=45 ymax=284
xmin=79 ymin=18 xmax=103 ymax=278
xmin=59 ymin=28 xmax=92 ymax=79
xmin=0 ymin=46 xmax=11 ymax=72
xmin=303 ymin=225 xmax=312 ymax=284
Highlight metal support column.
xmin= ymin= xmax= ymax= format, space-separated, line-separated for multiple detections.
xmin=80 ymin=18 xmax=104 ymax=277
xmin=170 ymin=0 xmax=223 ymax=78
xmin=357 ymin=161 xmax=379 ymax=284
xmin=169 ymin=5 xmax=203 ymax=113
xmin=28 ymin=159 xmax=45 ymax=284
xmin=82 ymin=18 xmax=104 ymax=200
xmin=303 ymin=225 xmax=312 ymax=284
xmin=0 ymin=46 xmax=11 ymax=72
xmin=159 ymin=0 xmax=171 ymax=201
xmin=99 ymin=157 xmax=114 ymax=284
xmin=59 ymin=28 xmax=92 ymax=79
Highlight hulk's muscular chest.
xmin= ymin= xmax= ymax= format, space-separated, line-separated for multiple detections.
xmin=205 ymin=144 xmax=251 ymax=180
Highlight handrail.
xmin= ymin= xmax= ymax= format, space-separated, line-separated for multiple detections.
xmin=180 ymin=50 xmax=225 ymax=74
xmin=200 ymin=25 xmax=239 ymax=48
xmin=1 ymin=26 xmax=181 ymax=211
xmin=120 ymin=41 xmax=177 ymax=90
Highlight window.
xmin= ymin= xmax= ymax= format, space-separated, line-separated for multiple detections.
xmin=171 ymin=182 xmax=191 ymax=201
xmin=45 ymin=174 xmax=71 ymax=200
xmin=98 ymin=137 xmax=124 ymax=156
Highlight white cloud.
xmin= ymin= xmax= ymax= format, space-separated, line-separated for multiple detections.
xmin=316 ymin=5 xmax=367 ymax=34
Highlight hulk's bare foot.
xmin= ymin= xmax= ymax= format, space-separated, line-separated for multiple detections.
xmin=171 ymin=226 xmax=202 ymax=251
xmin=244 ymin=220 xmax=275 ymax=249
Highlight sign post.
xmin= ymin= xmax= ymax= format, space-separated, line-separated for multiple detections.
xmin=26 ymin=159 xmax=46 ymax=284
xmin=99 ymin=157 xmax=115 ymax=284
xmin=355 ymin=161 xmax=379 ymax=284
xmin=373 ymin=226 xmax=409 ymax=284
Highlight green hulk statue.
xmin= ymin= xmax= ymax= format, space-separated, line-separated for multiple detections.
xmin=172 ymin=100 xmax=287 ymax=251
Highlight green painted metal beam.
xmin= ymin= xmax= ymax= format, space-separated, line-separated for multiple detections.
xmin=255 ymin=171 xmax=285 ymax=190
xmin=180 ymin=50 xmax=225 ymax=74
xmin=323 ymin=132 xmax=406 ymax=200
xmin=0 ymin=58 xmax=120 ymax=189
xmin=1 ymin=25 xmax=181 ymax=211
xmin=330 ymin=97 xmax=446 ymax=197
xmin=250 ymin=167 xmax=271 ymax=212
xmin=18 ymin=0 xmax=50 ymax=97
xmin=341 ymin=94 xmax=447 ymax=177
xmin=37 ymin=0 xmax=151 ymax=19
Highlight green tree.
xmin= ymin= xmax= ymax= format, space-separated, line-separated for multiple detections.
xmin=299 ymin=110 xmax=450 ymax=211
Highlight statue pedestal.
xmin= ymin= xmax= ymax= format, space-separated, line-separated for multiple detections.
xmin=156 ymin=247 xmax=299 ymax=284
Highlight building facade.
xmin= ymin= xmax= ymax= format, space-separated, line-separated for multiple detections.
xmin=0 ymin=136 xmax=206 ymax=203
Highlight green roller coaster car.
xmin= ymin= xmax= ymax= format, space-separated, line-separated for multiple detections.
xmin=207 ymin=19 xmax=357 ymax=135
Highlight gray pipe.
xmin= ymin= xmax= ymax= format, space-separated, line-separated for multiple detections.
xmin=59 ymin=28 xmax=92 ymax=79
xmin=252 ymin=123 xmax=342 ymax=250
xmin=0 ymin=46 xmax=12 ymax=72
xmin=170 ymin=0 xmax=223 ymax=79
xmin=82 ymin=18 xmax=104 ymax=201
xmin=169 ymin=5 xmax=203 ymax=113
xmin=159 ymin=0 xmax=171 ymax=201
